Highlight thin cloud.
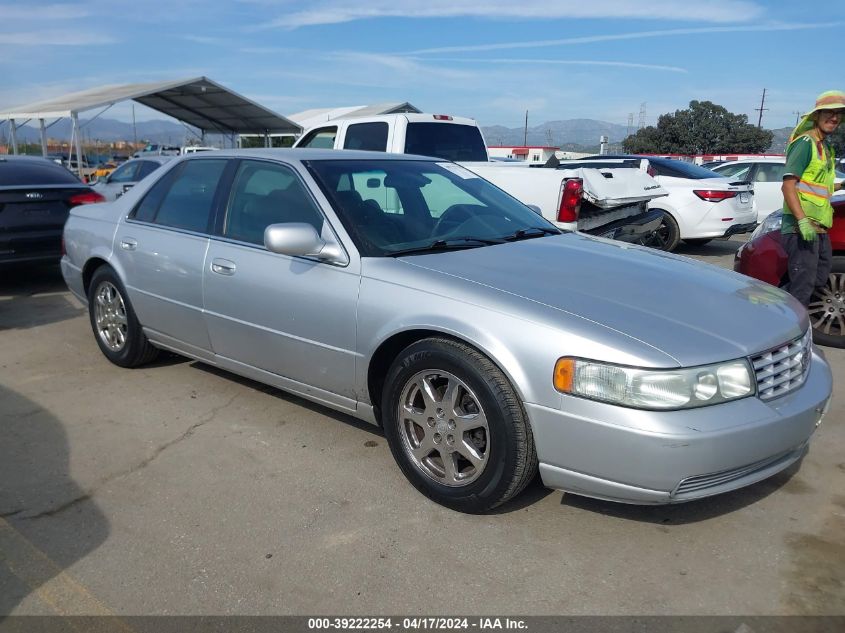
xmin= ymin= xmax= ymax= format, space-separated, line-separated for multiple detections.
xmin=0 ymin=31 xmax=116 ymax=45
xmin=0 ymin=3 xmax=91 ymax=19
xmin=424 ymin=58 xmax=687 ymax=73
xmin=253 ymin=0 xmax=762 ymax=29
xmin=406 ymin=21 xmax=844 ymax=54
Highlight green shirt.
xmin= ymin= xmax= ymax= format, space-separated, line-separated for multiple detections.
xmin=781 ymin=135 xmax=832 ymax=233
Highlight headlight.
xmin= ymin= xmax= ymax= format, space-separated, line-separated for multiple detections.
xmin=748 ymin=210 xmax=783 ymax=241
xmin=553 ymin=357 xmax=754 ymax=410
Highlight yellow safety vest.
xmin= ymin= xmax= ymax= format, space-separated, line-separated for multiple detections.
xmin=784 ymin=134 xmax=835 ymax=228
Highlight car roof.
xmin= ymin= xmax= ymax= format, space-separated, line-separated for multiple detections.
xmin=179 ymin=148 xmax=442 ymax=162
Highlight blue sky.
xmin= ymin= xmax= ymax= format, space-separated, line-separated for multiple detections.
xmin=0 ymin=0 xmax=842 ymax=131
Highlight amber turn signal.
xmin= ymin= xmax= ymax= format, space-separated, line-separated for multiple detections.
xmin=553 ymin=358 xmax=575 ymax=393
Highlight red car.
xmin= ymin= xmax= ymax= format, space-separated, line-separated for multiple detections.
xmin=734 ymin=195 xmax=845 ymax=347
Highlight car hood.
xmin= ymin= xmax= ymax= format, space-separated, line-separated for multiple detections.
xmin=397 ymin=233 xmax=806 ymax=366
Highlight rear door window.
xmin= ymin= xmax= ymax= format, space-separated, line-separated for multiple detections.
xmin=148 ymin=159 xmax=227 ymax=233
xmin=344 ymin=122 xmax=389 ymax=151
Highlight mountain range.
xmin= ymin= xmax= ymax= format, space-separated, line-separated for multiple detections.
xmin=0 ymin=116 xmax=793 ymax=154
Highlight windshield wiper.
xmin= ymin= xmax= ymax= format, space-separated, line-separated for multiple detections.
xmin=501 ymin=227 xmax=560 ymax=242
xmin=386 ymin=237 xmax=504 ymax=257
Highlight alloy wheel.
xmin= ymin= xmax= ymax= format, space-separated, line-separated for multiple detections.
xmin=809 ymin=272 xmax=845 ymax=339
xmin=94 ymin=281 xmax=128 ymax=351
xmin=397 ymin=370 xmax=490 ymax=487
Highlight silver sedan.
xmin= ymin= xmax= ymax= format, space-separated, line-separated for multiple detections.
xmin=61 ymin=149 xmax=832 ymax=513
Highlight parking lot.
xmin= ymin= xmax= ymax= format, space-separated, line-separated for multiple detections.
xmin=1 ymin=238 xmax=843 ymax=617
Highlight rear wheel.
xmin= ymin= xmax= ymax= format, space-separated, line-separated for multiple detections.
xmin=808 ymin=256 xmax=845 ymax=348
xmin=381 ymin=337 xmax=537 ymax=513
xmin=88 ymin=266 xmax=159 ymax=367
xmin=644 ymin=210 xmax=680 ymax=252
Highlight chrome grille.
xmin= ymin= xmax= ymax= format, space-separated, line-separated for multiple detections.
xmin=751 ymin=328 xmax=812 ymax=401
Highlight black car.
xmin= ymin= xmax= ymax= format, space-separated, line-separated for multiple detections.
xmin=0 ymin=156 xmax=105 ymax=265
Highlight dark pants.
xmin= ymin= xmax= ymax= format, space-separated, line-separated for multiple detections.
xmin=783 ymin=232 xmax=832 ymax=306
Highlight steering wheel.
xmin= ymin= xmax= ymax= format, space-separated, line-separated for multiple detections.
xmin=432 ymin=204 xmax=477 ymax=236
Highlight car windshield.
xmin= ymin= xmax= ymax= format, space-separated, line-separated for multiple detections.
xmin=306 ymin=159 xmax=559 ymax=257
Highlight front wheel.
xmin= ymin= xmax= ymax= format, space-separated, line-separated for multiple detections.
xmin=381 ymin=337 xmax=537 ymax=513
xmin=808 ymin=256 xmax=845 ymax=348
xmin=87 ymin=266 xmax=159 ymax=367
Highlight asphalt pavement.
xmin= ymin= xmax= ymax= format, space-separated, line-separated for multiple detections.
xmin=1 ymin=238 xmax=843 ymax=618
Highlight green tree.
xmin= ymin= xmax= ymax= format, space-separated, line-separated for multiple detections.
xmin=623 ymin=100 xmax=773 ymax=154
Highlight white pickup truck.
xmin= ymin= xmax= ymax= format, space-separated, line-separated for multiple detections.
xmin=292 ymin=113 xmax=668 ymax=242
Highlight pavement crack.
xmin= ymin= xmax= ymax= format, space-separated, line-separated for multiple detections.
xmin=19 ymin=493 xmax=93 ymax=521
xmin=18 ymin=394 xmax=239 ymax=520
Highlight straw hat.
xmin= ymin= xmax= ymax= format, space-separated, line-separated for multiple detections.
xmin=789 ymin=90 xmax=845 ymax=143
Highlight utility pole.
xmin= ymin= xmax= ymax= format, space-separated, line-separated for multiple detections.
xmin=627 ymin=113 xmax=634 ymax=137
xmin=637 ymin=103 xmax=647 ymax=130
xmin=132 ymin=104 xmax=137 ymax=147
xmin=755 ymin=88 xmax=769 ymax=128
xmin=793 ymin=110 xmax=802 ymax=125
xmin=523 ymin=110 xmax=528 ymax=146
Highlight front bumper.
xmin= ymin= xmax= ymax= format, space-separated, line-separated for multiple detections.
xmin=585 ymin=209 xmax=664 ymax=243
xmin=527 ymin=352 xmax=832 ymax=504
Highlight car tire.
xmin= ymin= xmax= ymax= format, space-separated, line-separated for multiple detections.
xmin=381 ymin=337 xmax=538 ymax=513
xmin=808 ymin=256 xmax=845 ymax=348
xmin=683 ymin=238 xmax=712 ymax=247
xmin=647 ymin=210 xmax=681 ymax=252
xmin=87 ymin=266 xmax=159 ymax=367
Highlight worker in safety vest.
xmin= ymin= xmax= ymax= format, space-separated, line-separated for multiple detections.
xmin=781 ymin=90 xmax=845 ymax=306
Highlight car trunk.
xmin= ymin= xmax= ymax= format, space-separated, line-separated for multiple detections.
xmin=0 ymin=185 xmax=90 ymax=260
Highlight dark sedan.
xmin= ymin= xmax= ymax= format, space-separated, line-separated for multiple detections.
xmin=0 ymin=155 xmax=105 ymax=265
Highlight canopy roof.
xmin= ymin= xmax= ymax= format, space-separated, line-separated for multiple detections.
xmin=287 ymin=102 xmax=421 ymax=130
xmin=0 ymin=77 xmax=301 ymax=135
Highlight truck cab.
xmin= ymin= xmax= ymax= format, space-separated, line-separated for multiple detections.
xmin=294 ymin=113 xmax=666 ymax=242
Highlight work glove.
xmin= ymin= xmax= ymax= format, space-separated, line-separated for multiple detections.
xmin=798 ymin=217 xmax=817 ymax=242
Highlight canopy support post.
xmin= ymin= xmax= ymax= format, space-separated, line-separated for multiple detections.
xmin=9 ymin=119 xmax=18 ymax=155
xmin=39 ymin=119 xmax=48 ymax=157
xmin=72 ymin=112 xmax=84 ymax=179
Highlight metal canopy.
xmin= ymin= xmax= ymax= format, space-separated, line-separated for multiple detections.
xmin=0 ymin=76 xmax=301 ymax=135
xmin=287 ymin=102 xmax=421 ymax=130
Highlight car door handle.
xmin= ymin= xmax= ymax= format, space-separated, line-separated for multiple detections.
xmin=211 ymin=258 xmax=236 ymax=276
xmin=120 ymin=238 xmax=137 ymax=251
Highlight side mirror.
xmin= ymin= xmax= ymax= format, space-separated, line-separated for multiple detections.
xmin=264 ymin=223 xmax=346 ymax=263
